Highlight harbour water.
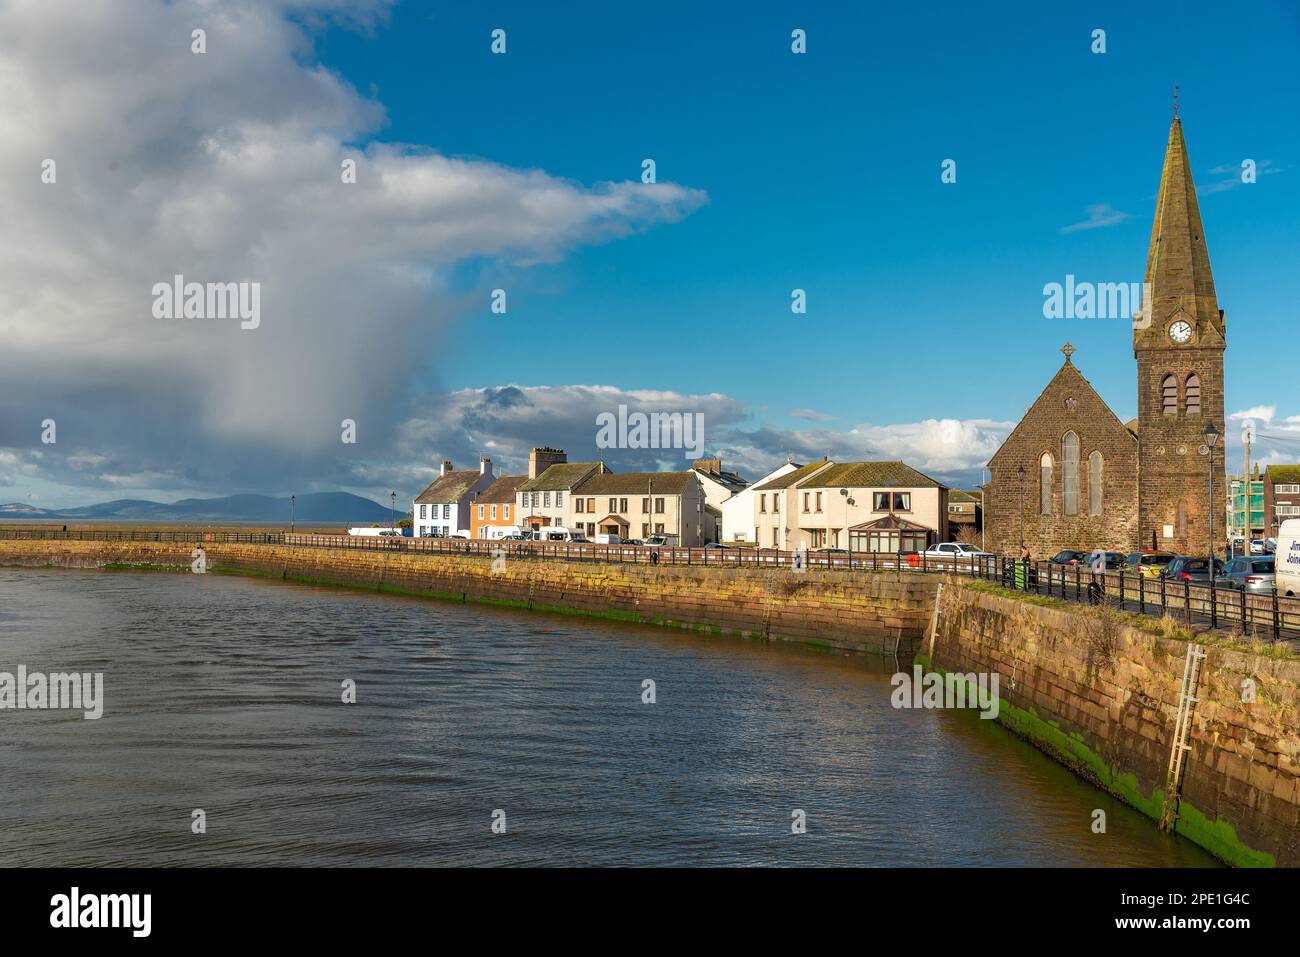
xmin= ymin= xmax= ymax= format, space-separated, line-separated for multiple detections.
xmin=0 ymin=568 xmax=1217 ymax=866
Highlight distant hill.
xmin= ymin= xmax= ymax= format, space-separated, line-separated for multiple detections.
xmin=0 ymin=492 xmax=393 ymax=523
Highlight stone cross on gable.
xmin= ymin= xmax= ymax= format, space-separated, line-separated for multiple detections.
xmin=1061 ymin=342 xmax=1076 ymax=362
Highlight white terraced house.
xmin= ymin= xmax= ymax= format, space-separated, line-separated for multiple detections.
xmin=412 ymin=457 xmax=495 ymax=537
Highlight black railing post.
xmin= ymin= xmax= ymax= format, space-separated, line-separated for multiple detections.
xmin=1210 ymin=579 xmax=1218 ymax=630
xmin=1272 ymin=590 xmax=1280 ymax=643
xmin=1240 ymin=585 xmax=1247 ymax=635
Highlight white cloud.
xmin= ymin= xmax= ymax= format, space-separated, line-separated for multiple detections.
xmin=0 ymin=0 xmax=704 ymax=498
xmin=1229 ymin=405 xmax=1276 ymax=423
xmin=1060 ymin=203 xmax=1131 ymax=234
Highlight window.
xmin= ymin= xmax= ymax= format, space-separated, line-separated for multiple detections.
xmin=1185 ymin=373 xmax=1201 ymax=415
xmin=1161 ymin=374 xmax=1178 ymax=415
xmin=655 ymin=498 xmax=665 ymax=514
xmin=802 ymin=492 xmax=810 ymax=513
xmin=759 ymin=494 xmax=767 ymax=513
xmin=503 ymin=505 xmax=510 ymax=521
xmin=655 ymin=523 xmax=664 ymax=534
xmin=874 ymin=492 xmax=890 ymax=511
xmin=443 ymin=505 xmax=450 ymax=519
xmin=490 ymin=505 xmax=497 ymax=520
xmin=575 ymin=498 xmax=584 ymax=513
xmin=609 ymin=498 xmax=618 ymax=513
xmin=642 ymin=524 xmax=650 ymax=537
xmin=420 ymin=505 xmax=427 ymax=519
xmin=586 ymin=498 xmax=595 ymax=513
xmin=642 ymin=497 xmax=650 ymax=513
xmin=772 ymin=496 xmax=778 ymax=513
xmin=810 ymin=529 xmax=826 ymax=547
xmin=893 ymin=492 xmax=910 ymax=511
xmin=543 ymin=492 xmax=551 ymax=507
xmin=587 ymin=523 xmax=595 ymax=535
xmin=1277 ymin=484 xmax=1300 ymax=495
xmin=773 ymin=528 xmax=779 ymax=546
xmin=477 ymin=505 xmax=484 ymax=519
xmin=1063 ymin=431 xmax=1079 ymax=516
xmin=815 ymin=491 xmax=823 ymax=512
xmin=1040 ymin=452 xmax=1053 ymax=515
xmin=1088 ymin=451 xmax=1103 ymax=516
xmin=619 ymin=498 xmax=628 ymax=512
xmin=555 ymin=491 xmax=563 ymax=507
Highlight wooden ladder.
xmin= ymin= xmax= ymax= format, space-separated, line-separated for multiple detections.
xmin=1159 ymin=642 xmax=1207 ymax=832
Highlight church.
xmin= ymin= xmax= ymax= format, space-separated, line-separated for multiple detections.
xmin=985 ymin=111 xmax=1227 ymax=558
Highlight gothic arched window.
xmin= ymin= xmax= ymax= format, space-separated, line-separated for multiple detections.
xmin=1062 ymin=432 xmax=1080 ymax=516
xmin=1088 ymin=451 xmax=1103 ymax=516
xmin=1161 ymin=374 xmax=1178 ymax=416
xmin=1185 ymin=373 xmax=1201 ymax=415
xmin=1040 ymin=452 xmax=1053 ymax=515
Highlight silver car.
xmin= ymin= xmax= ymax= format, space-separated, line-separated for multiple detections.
xmin=1215 ymin=556 xmax=1276 ymax=594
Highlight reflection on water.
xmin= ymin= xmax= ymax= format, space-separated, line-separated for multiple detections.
xmin=0 ymin=568 xmax=1217 ymax=867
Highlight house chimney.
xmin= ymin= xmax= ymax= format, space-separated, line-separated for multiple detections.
xmin=480 ymin=456 xmax=492 ymax=476
xmin=528 ymin=446 xmax=566 ymax=479
xmin=440 ymin=460 xmax=452 ymax=477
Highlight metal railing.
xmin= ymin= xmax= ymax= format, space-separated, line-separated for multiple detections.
xmin=3 ymin=526 xmax=1296 ymax=642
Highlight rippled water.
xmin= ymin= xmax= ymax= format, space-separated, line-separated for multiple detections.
xmin=0 ymin=568 xmax=1216 ymax=867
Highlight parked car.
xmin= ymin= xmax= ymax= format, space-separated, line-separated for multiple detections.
xmin=643 ymin=534 xmax=679 ymax=548
xmin=1049 ymin=550 xmax=1086 ymax=565
xmin=1126 ymin=551 xmax=1177 ymax=578
xmin=1249 ymin=539 xmax=1267 ymax=555
xmin=623 ymin=539 xmax=644 ymax=547
xmin=593 ymin=533 xmax=623 ymax=545
xmin=924 ymin=542 xmax=993 ymax=564
xmin=1161 ymin=556 xmax=1226 ymax=584
xmin=1083 ymin=551 xmax=1128 ymax=571
xmin=1215 ymin=556 xmax=1276 ymax=594
xmin=703 ymin=542 xmax=728 ymax=549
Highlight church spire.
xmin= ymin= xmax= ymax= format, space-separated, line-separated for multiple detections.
xmin=1142 ymin=112 xmax=1220 ymax=334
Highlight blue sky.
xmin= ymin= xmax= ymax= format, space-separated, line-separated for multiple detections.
xmin=319 ymin=0 xmax=1300 ymax=435
xmin=2 ymin=0 xmax=1298 ymax=508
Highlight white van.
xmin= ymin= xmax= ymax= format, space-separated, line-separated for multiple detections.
xmin=593 ymin=533 xmax=623 ymax=545
xmin=1275 ymin=519 xmax=1300 ymax=597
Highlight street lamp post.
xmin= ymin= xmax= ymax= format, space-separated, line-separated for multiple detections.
xmin=1204 ymin=423 xmax=1219 ymax=560
xmin=290 ymin=494 xmax=295 ymax=533
xmin=390 ymin=491 xmax=397 ymax=531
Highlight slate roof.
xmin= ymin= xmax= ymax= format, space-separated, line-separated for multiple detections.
xmin=1267 ymin=465 xmax=1300 ymax=485
xmin=752 ymin=461 xmax=831 ymax=491
xmin=573 ymin=471 xmax=695 ymax=495
xmin=414 ymin=470 xmax=481 ymax=505
xmin=474 ymin=474 xmax=528 ymax=504
xmin=518 ymin=462 xmax=605 ymax=492
xmin=801 ymin=461 xmax=946 ymax=490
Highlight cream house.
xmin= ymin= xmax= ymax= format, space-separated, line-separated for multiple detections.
xmin=569 ymin=470 xmax=707 ymax=545
xmin=753 ymin=460 xmax=948 ymax=552
xmin=721 ymin=459 xmax=799 ymax=543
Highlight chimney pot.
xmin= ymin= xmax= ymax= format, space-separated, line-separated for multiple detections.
xmin=440 ymin=460 xmax=452 ymax=477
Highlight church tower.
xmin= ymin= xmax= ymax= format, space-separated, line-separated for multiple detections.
xmin=1135 ymin=110 xmax=1226 ymax=555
